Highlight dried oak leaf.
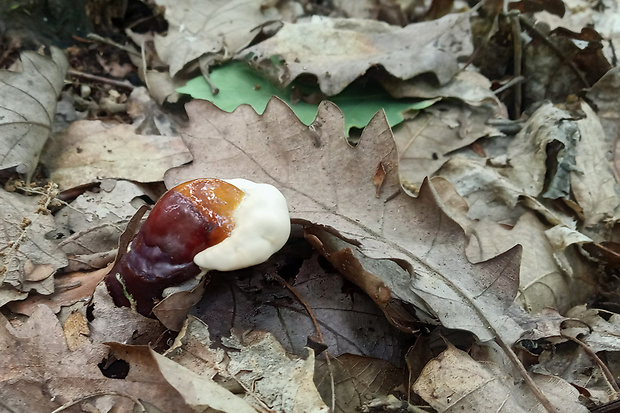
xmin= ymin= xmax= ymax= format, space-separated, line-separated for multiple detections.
xmin=241 ymin=13 xmax=473 ymax=95
xmin=165 ymin=98 xmax=524 ymax=346
xmin=0 ymin=188 xmax=68 ymax=306
xmin=0 ymin=47 xmax=67 ymax=178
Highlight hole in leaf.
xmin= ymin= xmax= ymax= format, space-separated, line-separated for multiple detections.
xmin=86 ymin=304 xmax=94 ymax=322
xmin=98 ymin=357 xmax=130 ymax=379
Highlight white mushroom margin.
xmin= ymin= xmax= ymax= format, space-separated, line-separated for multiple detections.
xmin=193 ymin=178 xmax=291 ymax=272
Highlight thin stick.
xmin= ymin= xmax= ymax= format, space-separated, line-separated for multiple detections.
xmin=494 ymin=337 xmax=558 ymax=413
xmin=86 ymin=33 xmax=141 ymax=57
xmin=493 ymin=75 xmax=525 ymax=95
xmin=271 ymin=273 xmax=336 ymax=412
xmin=51 ymin=391 xmax=146 ymax=413
xmin=508 ymin=10 xmax=522 ymax=118
xmin=67 ymin=69 xmax=134 ymax=91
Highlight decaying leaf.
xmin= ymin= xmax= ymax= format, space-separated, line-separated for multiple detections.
xmin=563 ymin=305 xmax=620 ymax=352
xmin=413 ymin=342 xmax=587 ymax=413
xmin=151 ymin=349 xmax=258 ymax=413
xmin=89 ymin=282 xmax=166 ymax=345
xmin=192 ymin=242 xmax=408 ymax=365
xmin=0 ymin=304 xmax=174 ymax=412
xmin=523 ymin=21 xmax=610 ymax=107
xmin=154 ymin=0 xmax=277 ymax=76
xmin=394 ymin=101 xmax=503 ymax=193
xmin=586 ymin=66 xmax=620 ymax=154
xmin=0 ymin=47 xmax=67 ymax=178
xmin=435 ymin=156 xmax=528 ymax=223
xmin=499 ymin=104 xmax=578 ymax=201
xmin=0 ymin=187 xmax=68 ymax=306
xmin=63 ymin=310 xmax=91 ymax=351
xmin=428 ymin=102 xmax=619 ymax=235
xmin=314 ymin=354 xmax=404 ymax=413
xmin=241 ymin=13 xmax=473 ymax=95
xmin=41 ymin=120 xmax=192 ymax=189
xmin=572 ymin=102 xmax=620 ymax=237
xmin=224 ymin=330 xmax=330 ymax=412
xmin=544 ymin=224 xmax=598 ymax=306
xmin=50 ymin=180 xmax=151 ymax=273
xmin=167 ymin=316 xmax=329 ymax=412
xmin=153 ymin=276 xmax=207 ymax=331
xmin=464 ymin=213 xmax=578 ymax=313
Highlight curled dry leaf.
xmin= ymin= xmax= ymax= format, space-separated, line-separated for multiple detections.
xmin=381 ymin=70 xmax=503 ymax=108
xmin=154 ymin=0 xmax=277 ymax=76
xmin=241 ymin=13 xmax=473 ymax=95
xmin=437 ymin=102 xmax=619 ymax=238
xmin=165 ymin=98 xmax=525 ymax=346
xmin=0 ymin=47 xmax=67 ymax=178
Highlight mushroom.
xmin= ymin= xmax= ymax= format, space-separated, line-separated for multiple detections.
xmin=104 ymin=178 xmax=290 ymax=316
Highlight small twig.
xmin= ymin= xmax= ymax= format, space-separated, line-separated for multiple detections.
xmin=140 ymin=38 xmax=150 ymax=91
xmin=494 ymin=337 xmax=558 ymax=413
xmin=126 ymin=15 xmax=158 ymax=31
xmin=493 ymin=75 xmax=525 ymax=95
xmin=202 ymin=72 xmax=220 ymax=95
xmin=271 ymin=273 xmax=336 ymax=413
xmin=87 ymin=33 xmax=141 ymax=57
xmin=561 ymin=333 xmax=620 ymax=394
xmin=50 ymin=391 xmax=146 ymax=413
xmin=67 ymin=69 xmax=134 ymax=91
xmin=57 ymin=223 xmax=124 ymax=249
